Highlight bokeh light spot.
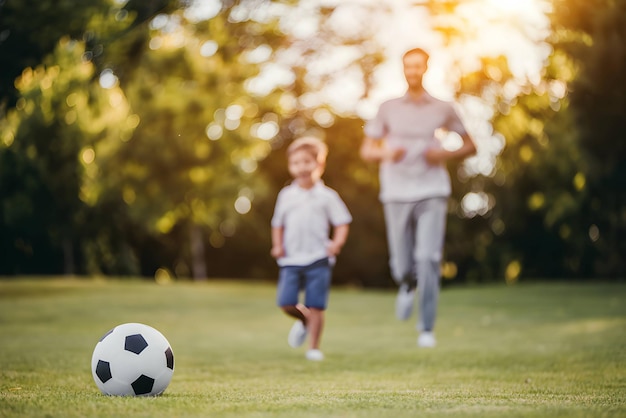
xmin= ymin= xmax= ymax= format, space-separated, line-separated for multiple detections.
xmin=99 ymin=69 xmax=118 ymax=89
xmin=234 ymin=196 xmax=251 ymax=214
xmin=206 ymin=123 xmax=223 ymax=140
xmin=588 ymin=224 xmax=600 ymax=242
xmin=505 ymin=260 xmax=521 ymax=284
xmin=81 ymin=148 xmax=95 ymax=164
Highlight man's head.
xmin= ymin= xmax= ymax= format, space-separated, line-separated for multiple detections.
xmin=402 ymin=48 xmax=429 ymax=90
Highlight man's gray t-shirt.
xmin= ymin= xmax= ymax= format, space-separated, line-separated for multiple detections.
xmin=364 ymin=92 xmax=468 ymax=203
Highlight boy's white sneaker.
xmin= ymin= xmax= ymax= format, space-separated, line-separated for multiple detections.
xmin=287 ymin=321 xmax=307 ymax=348
xmin=395 ymin=285 xmax=416 ymax=320
xmin=417 ymin=331 xmax=436 ymax=348
xmin=305 ymin=349 xmax=324 ymax=361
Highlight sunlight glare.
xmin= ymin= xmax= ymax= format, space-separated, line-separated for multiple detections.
xmin=184 ymin=0 xmax=221 ymax=23
xmin=99 ymin=69 xmax=118 ymax=89
xmin=485 ymin=0 xmax=536 ymax=13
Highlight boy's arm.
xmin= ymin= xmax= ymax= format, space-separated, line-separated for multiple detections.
xmin=327 ymin=224 xmax=350 ymax=257
xmin=270 ymin=226 xmax=285 ymax=259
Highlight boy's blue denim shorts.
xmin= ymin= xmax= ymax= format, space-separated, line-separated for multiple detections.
xmin=276 ymin=258 xmax=332 ymax=310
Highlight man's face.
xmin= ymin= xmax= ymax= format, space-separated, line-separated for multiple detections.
xmin=403 ymin=52 xmax=428 ymax=89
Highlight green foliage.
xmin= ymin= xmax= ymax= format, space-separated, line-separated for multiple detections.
xmin=0 ymin=0 xmax=111 ymax=106
xmin=0 ymin=279 xmax=624 ymax=417
xmin=479 ymin=0 xmax=626 ymax=279
xmin=550 ymin=0 xmax=626 ymax=277
xmin=421 ymin=0 xmax=626 ymax=280
xmin=0 ymin=39 xmax=133 ymax=275
xmin=98 ymin=9 xmax=284 ymax=278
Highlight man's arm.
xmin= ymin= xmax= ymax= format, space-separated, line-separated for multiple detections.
xmin=424 ymin=133 xmax=476 ymax=165
xmin=360 ymin=136 xmax=406 ymax=163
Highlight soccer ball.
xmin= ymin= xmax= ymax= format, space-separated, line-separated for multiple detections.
xmin=91 ymin=323 xmax=174 ymax=396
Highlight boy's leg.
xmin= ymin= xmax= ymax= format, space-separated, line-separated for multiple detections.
xmin=282 ymin=304 xmax=309 ymax=323
xmin=303 ymin=259 xmax=331 ymax=352
xmin=307 ymin=308 xmax=324 ymax=350
xmin=414 ymin=197 xmax=447 ymax=333
xmin=277 ymin=266 xmax=308 ymax=322
xmin=277 ymin=266 xmax=311 ymax=348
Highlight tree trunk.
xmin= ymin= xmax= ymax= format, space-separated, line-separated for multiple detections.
xmin=190 ymin=225 xmax=207 ymax=280
xmin=62 ymin=236 xmax=74 ymax=276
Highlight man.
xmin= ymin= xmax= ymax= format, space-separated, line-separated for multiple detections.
xmin=360 ymin=48 xmax=476 ymax=348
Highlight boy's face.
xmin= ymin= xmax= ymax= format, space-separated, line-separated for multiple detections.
xmin=288 ymin=148 xmax=321 ymax=185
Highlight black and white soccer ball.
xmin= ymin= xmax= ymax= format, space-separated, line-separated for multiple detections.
xmin=91 ymin=323 xmax=174 ymax=396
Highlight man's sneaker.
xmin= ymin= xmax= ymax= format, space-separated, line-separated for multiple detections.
xmin=417 ymin=331 xmax=436 ymax=348
xmin=305 ymin=349 xmax=324 ymax=361
xmin=395 ymin=285 xmax=416 ymax=320
xmin=287 ymin=321 xmax=307 ymax=348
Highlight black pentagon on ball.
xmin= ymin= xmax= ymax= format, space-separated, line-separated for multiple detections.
xmin=131 ymin=374 xmax=155 ymax=395
xmin=124 ymin=334 xmax=148 ymax=354
xmin=95 ymin=360 xmax=112 ymax=383
xmin=165 ymin=347 xmax=174 ymax=370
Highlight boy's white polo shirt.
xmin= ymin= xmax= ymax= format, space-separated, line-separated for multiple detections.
xmin=271 ymin=181 xmax=352 ymax=267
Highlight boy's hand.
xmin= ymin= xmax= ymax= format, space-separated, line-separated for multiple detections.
xmin=327 ymin=224 xmax=349 ymax=258
xmin=270 ymin=245 xmax=284 ymax=259
xmin=326 ymin=241 xmax=343 ymax=257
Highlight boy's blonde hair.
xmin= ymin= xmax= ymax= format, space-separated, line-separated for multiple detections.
xmin=287 ymin=136 xmax=328 ymax=164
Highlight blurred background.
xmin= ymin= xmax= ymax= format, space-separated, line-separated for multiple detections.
xmin=0 ymin=0 xmax=624 ymax=285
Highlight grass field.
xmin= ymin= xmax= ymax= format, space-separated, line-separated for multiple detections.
xmin=0 ymin=278 xmax=624 ymax=417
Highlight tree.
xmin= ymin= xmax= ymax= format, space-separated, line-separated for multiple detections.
xmin=0 ymin=39 xmax=133 ymax=274
xmin=418 ymin=0 xmax=626 ymax=280
xmin=0 ymin=0 xmax=110 ymax=106
xmin=91 ymin=7 xmax=286 ymax=279
xmin=550 ymin=0 xmax=626 ymax=277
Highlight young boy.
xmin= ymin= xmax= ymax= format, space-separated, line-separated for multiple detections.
xmin=270 ymin=136 xmax=351 ymax=361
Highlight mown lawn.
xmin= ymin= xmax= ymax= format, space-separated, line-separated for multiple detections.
xmin=0 ymin=278 xmax=624 ymax=417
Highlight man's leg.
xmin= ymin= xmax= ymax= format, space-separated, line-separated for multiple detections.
xmin=384 ymin=202 xmax=418 ymax=320
xmin=383 ymin=202 xmax=416 ymax=287
xmin=414 ymin=197 xmax=448 ymax=334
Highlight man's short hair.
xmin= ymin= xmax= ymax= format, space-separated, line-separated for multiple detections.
xmin=403 ymin=48 xmax=430 ymax=62
xmin=287 ymin=136 xmax=328 ymax=164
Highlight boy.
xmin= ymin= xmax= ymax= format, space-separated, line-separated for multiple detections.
xmin=270 ymin=136 xmax=351 ymax=361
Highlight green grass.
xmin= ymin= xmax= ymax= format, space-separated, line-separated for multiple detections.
xmin=0 ymin=278 xmax=624 ymax=417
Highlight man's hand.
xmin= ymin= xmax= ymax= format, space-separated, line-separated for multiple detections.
xmin=385 ymin=146 xmax=407 ymax=162
xmin=424 ymin=147 xmax=446 ymax=165
xmin=361 ymin=137 xmax=405 ymax=163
